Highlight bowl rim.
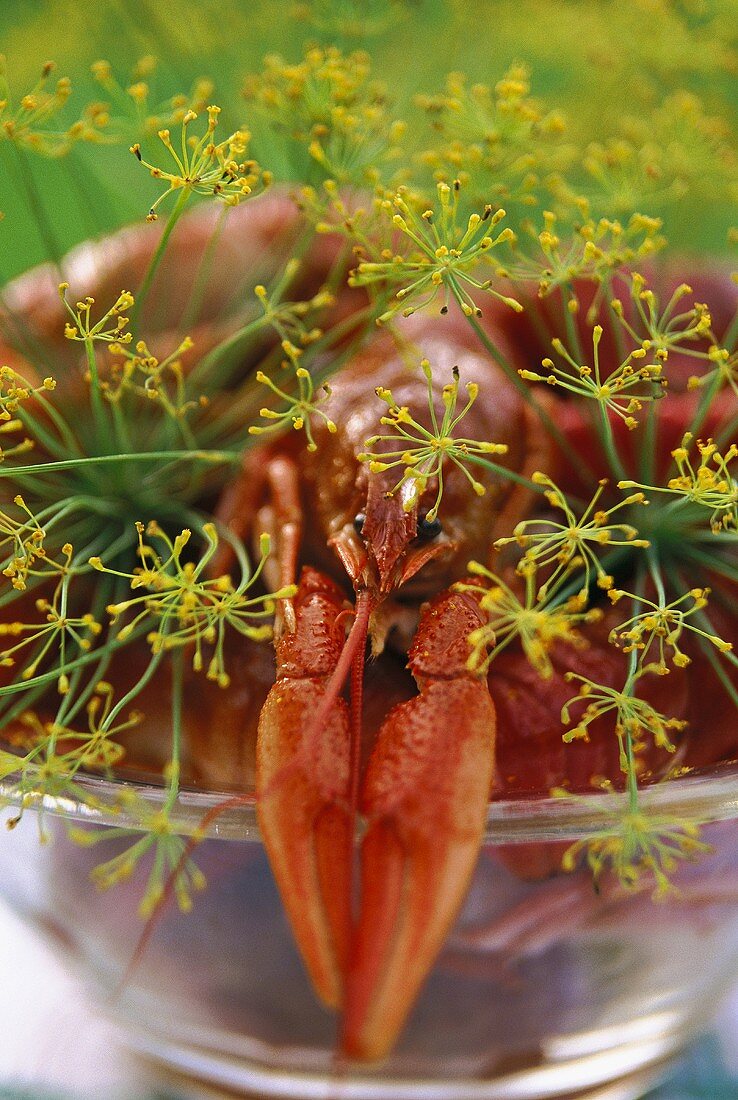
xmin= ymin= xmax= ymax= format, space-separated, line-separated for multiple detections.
xmin=3 ymin=762 xmax=738 ymax=844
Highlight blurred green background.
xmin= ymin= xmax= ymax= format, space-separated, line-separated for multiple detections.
xmin=0 ymin=0 xmax=736 ymax=283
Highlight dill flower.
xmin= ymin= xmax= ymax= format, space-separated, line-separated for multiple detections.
xmin=620 ymin=434 xmax=738 ymax=533
xmin=59 ymin=285 xmax=134 ymax=344
xmin=610 ymin=273 xmax=714 ymax=362
xmin=0 ymin=56 xmax=86 ymax=156
xmin=416 ymin=64 xmax=569 ymax=212
xmin=497 ymin=474 xmax=650 ymax=600
xmin=500 ymin=209 xmax=665 ymax=299
xmin=349 ymin=181 xmax=522 ymax=322
xmin=608 ymin=586 xmax=733 ymax=675
xmin=458 ymin=564 xmax=602 ymax=680
xmin=90 ymin=522 xmax=294 ymax=688
xmin=243 ymin=45 xmax=406 ymax=187
xmin=70 ymin=790 xmax=208 ymax=918
xmin=562 ymin=673 xmax=686 ymax=755
xmin=357 ymin=359 xmax=508 ymax=521
xmin=90 ymin=56 xmax=214 ymax=142
xmin=561 ymin=811 xmax=709 ymax=899
xmin=0 ymin=543 xmax=100 ymax=694
xmin=520 ymin=323 xmax=665 ymax=429
xmin=130 ymin=105 xmax=269 ymax=220
xmin=249 ymin=365 xmax=335 ymax=452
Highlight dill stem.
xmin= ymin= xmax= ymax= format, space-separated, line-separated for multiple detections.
xmin=8 ymin=144 xmax=65 ymax=271
xmin=165 ymin=650 xmax=184 ymax=813
xmin=723 ymin=305 xmax=738 ymax=354
xmin=101 ymin=648 xmax=165 ymax=734
xmin=180 ymin=205 xmax=229 ymax=331
xmin=598 ymin=404 xmax=629 ymax=484
xmin=688 ymin=372 xmax=722 ymax=441
xmin=0 ymin=449 xmax=240 ymax=478
xmin=464 ymin=453 xmax=545 ymax=494
xmin=132 ymin=189 xmax=191 ymax=329
xmin=83 ymin=336 xmax=108 ymax=450
xmin=465 ymin=312 xmax=590 ymax=478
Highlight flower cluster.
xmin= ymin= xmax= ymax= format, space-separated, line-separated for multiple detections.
xmin=349 ymin=181 xmax=522 ymax=322
xmin=358 ymin=359 xmax=508 ymax=521
xmin=131 ymin=106 xmax=269 ymax=220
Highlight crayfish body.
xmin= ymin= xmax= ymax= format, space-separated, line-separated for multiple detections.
xmin=215 ymin=323 xmax=550 ymax=1059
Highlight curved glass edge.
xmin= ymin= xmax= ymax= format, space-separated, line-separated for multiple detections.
xmin=3 ymin=765 xmax=738 ymax=844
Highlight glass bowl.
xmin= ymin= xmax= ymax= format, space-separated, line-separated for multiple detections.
xmin=2 ymin=766 xmax=738 ymax=1099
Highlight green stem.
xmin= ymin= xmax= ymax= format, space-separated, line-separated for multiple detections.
xmin=0 ymin=449 xmax=240 ymax=479
xmin=465 ymin=313 xmax=592 ymax=479
xmin=165 ymin=649 xmax=184 ymax=811
xmin=723 ymin=304 xmax=738 ymax=355
xmin=83 ymin=337 xmax=109 ymax=451
xmin=598 ymin=403 xmax=629 ymax=484
xmin=8 ymin=145 xmax=65 ymax=270
xmin=132 ymin=189 xmax=191 ymax=330
xmin=179 ymin=206 xmax=230 ymax=332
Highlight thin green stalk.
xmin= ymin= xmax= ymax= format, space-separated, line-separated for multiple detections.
xmin=8 ymin=145 xmax=65 ymax=270
xmin=0 ymin=449 xmax=240 ymax=479
xmin=132 ymin=189 xmax=191 ymax=329
xmin=598 ymin=403 xmax=629 ymax=484
xmin=179 ymin=206 xmax=230 ymax=332
xmin=723 ymin=305 xmax=738 ymax=354
xmin=465 ymin=452 xmax=546 ymax=494
xmin=465 ymin=312 xmax=592 ymax=479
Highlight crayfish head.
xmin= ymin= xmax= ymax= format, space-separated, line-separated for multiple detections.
xmin=332 ymin=468 xmax=455 ymax=599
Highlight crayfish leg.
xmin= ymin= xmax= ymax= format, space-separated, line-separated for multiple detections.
xmin=342 ymin=589 xmax=496 ymax=1061
xmin=256 ymin=568 xmax=353 ymax=1008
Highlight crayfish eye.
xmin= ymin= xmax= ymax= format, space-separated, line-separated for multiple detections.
xmin=416 ymin=514 xmax=443 ymax=542
xmin=353 ymin=513 xmax=367 ymax=536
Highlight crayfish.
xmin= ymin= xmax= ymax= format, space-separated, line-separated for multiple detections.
xmin=211 ymin=319 xmax=550 ymax=1059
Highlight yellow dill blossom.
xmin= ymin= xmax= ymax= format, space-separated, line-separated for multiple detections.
xmin=581 ymin=137 xmax=688 ymax=217
xmin=90 ymin=522 xmax=293 ymax=688
xmin=608 ymin=586 xmax=733 ymax=675
xmin=105 ymin=336 xmax=202 ymax=427
xmin=349 ymin=181 xmax=522 ymax=322
xmin=561 ymin=673 xmax=686 ymax=755
xmin=249 ymin=363 xmax=336 ymax=453
xmin=357 ymin=360 xmax=508 ymax=521
xmin=561 ymin=811 xmax=709 ymax=899
xmin=130 ymin=106 xmax=268 ymax=220
xmin=59 ymin=284 xmax=134 ymax=344
xmin=497 ymin=474 xmax=649 ymax=601
xmin=458 ymin=563 xmax=602 ymax=680
xmin=0 ymin=56 xmax=87 ymax=156
xmin=254 ymin=270 xmax=334 ymax=348
xmin=4 ymin=683 xmax=136 ymax=776
xmin=610 ymin=274 xmax=714 ymax=362
xmin=520 ymin=324 xmax=665 ymax=429
xmin=243 ymin=45 xmax=405 ymax=187
xmin=416 ymin=64 xmax=569 ymax=210
xmin=620 ymin=434 xmax=738 ymax=533
xmin=1 ymin=494 xmax=52 ymax=591
xmin=0 ymin=367 xmax=56 ymax=461
xmin=90 ymin=56 xmax=214 ymax=142
xmin=688 ymin=346 xmax=738 ymax=398
xmin=0 ymin=544 xmax=101 ymax=694
xmin=71 ymin=791 xmax=207 ymax=919
xmin=0 ymin=684 xmax=139 ymax=835
xmin=500 ymin=209 xmax=664 ymax=299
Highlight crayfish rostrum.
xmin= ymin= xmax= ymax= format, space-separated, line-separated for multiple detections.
xmin=1 ymin=194 xmax=737 ymax=1064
